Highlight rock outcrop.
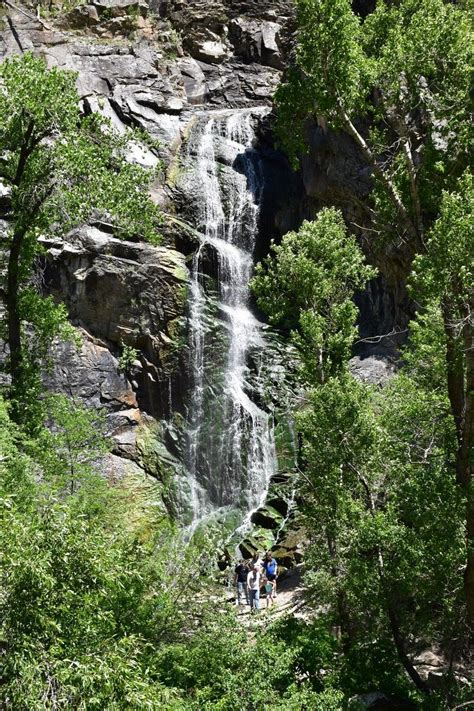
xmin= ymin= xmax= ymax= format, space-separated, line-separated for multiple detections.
xmin=0 ymin=1 xmax=291 ymax=170
xmin=42 ymin=227 xmax=188 ymax=419
xmin=0 ymin=0 xmax=408 ymax=538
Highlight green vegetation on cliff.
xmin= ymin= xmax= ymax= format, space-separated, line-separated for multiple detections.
xmin=0 ymin=52 xmax=162 ymax=429
xmin=1 ymin=1 xmax=473 ymax=708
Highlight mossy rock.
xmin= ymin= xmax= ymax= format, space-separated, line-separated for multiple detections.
xmin=250 ymin=505 xmax=284 ymax=530
xmin=278 ymin=528 xmax=307 ymax=551
xmin=251 ymin=527 xmax=276 ymax=551
xmin=240 ymin=536 xmax=261 ymax=559
xmin=271 ymin=547 xmax=296 ymax=568
xmin=270 ymin=472 xmax=294 ymax=486
xmin=136 ymin=422 xmax=193 ymax=519
xmin=266 ymin=496 xmax=289 ymax=517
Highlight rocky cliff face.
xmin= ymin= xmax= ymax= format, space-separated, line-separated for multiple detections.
xmin=0 ymin=0 xmax=403 ymax=532
xmin=42 ymin=227 xmax=188 ymax=418
xmin=0 ymin=0 xmax=298 ymax=506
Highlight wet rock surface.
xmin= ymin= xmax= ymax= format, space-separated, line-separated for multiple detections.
xmin=0 ymin=1 xmax=406 ymax=535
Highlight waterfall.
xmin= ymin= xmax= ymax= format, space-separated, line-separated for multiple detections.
xmin=182 ymin=108 xmax=277 ymax=531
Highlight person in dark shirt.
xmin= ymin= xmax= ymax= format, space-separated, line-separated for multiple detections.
xmin=234 ymin=559 xmax=249 ymax=606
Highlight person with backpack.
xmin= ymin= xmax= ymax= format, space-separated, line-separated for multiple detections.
xmin=234 ymin=559 xmax=249 ymax=606
xmin=262 ymin=552 xmax=277 ymax=599
xmin=247 ymin=564 xmax=261 ymax=613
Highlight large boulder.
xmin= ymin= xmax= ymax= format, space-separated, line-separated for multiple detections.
xmin=178 ymin=57 xmax=207 ymax=104
xmin=65 ymin=5 xmax=101 ymax=28
xmin=229 ymin=17 xmax=284 ymax=69
xmin=42 ymin=227 xmax=188 ymax=418
xmin=191 ymin=36 xmax=230 ymax=65
xmin=250 ymin=504 xmax=284 ymax=530
xmin=45 ymin=336 xmax=137 ymax=411
xmin=91 ymin=0 xmax=149 ymax=15
xmin=44 ymin=335 xmax=150 ymax=467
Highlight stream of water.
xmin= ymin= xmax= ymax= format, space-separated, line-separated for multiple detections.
xmin=183 ymin=108 xmax=277 ymax=532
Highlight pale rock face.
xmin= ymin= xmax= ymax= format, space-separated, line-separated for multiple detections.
xmin=92 ymin=0 xmax=148 ymax=11
xmin=178 ymin=57 xmax=207 ymax=104
xmin=196 ymin=39 xmax=229 ymax=63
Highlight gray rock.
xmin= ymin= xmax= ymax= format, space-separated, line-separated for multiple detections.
xmin=91 ymin=0 xmax=149 ymax=17
xmin=250 ymin=505 xmax=284 ymax=529
xmin=191 ymin=35 xmax=230 ymax=65
xmin=112 ymin=424 xmax=139 ymax=459
xmin=45 ymin=336 xmax=137 ymax=411
xmin=66 ymin=5 xmax=101 ymax=28
xmin=178 ymin=57 xmax=207 ymax=104
xmin=42 ymin=227 xmax=188 ymax=418
xmin=350 ymin=355 xmax=396 ymax=385
xmin=42 ymin=226 xmax=187 ymax=348
xmin=102 ymin=452 xmax=147 ymax=480
xmin=229 ymin=17 xmax=284 ymax=69
xmin=165 ymin=0 xmax=294 ymax=56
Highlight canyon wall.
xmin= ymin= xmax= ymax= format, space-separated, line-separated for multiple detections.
xmin=0 ymin=0 xmax=405 ymax=555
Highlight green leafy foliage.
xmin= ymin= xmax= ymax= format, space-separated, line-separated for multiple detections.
xmin=0 ymin=53 xmax=162 ymax=427
xmin=0 ymin=391 xmax=357 ymax=708
xmin=118 ymin=343 xmax=139 ymax=373
xmin=276 ymin=0 xmax=472 ymax=236
xmin=411 ymin=172 xmax=473 ymax=311
xmin=253 ymin=197 xmax=468 ymax=699
xmin=0 ymin=398 xmax=218 ymax=709
xmin=251 ymin=208 xmax=376 ymax=383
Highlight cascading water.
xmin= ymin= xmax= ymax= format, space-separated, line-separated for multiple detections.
xmin=182 ymin=108 xmax=277 ymax=531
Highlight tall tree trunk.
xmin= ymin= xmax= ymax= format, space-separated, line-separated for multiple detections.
xmin=443 ymin=303 xmax=465 ymax=445
xmin=337 ymin=107 xmax=419 ymax=245
xmin=325 ymin=527 xmax=353 ymax=650
xmin=443 ymin=301 xmax=474 ymax=627
xmin=6 ymin=226 xmax=25 ymax=421
xmin=461 ymin=315 xmax=474 ymax=625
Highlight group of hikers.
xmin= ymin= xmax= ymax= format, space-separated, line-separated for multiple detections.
xmin=233 ymin=551 xmax=278 ymax=613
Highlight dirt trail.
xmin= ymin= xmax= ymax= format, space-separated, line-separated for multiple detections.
xmin=228 ymin=566 xmax=312 ymax=626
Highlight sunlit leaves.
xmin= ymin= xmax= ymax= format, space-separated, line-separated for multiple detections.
xmin=252 ymin=208 xmax=376 ymax=383
xmin=411 ymin=172 xmax=474 ymax=312
xmin=0 ymin=53 xmax=162 ymax=425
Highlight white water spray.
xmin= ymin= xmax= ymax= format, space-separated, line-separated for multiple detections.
xmin=183 ymin=108 xmax=277 ymax=532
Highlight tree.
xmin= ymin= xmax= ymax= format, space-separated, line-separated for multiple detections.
xmin=276 ymin=0 xmax=474 ymax=626
xmin=276 ymin=0 xmax=472 ymax=247
xmin=0 ymin=396 xmax=211 ymax=709
xmin=411 ymin=173 xmax=474 ymax=623
xmin=0 ymin=53 xmax=162 ymax=428
xmin=252 ymin=209 xmax=467 ymax=698
xmin=251 ymin=208 xmax=376 ymax=384
xmin=27 ymin=394 xmax=110 ymax=496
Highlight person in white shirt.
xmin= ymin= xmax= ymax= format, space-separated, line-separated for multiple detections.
xmin=247 ymin=565 xmax=261 ymax=613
